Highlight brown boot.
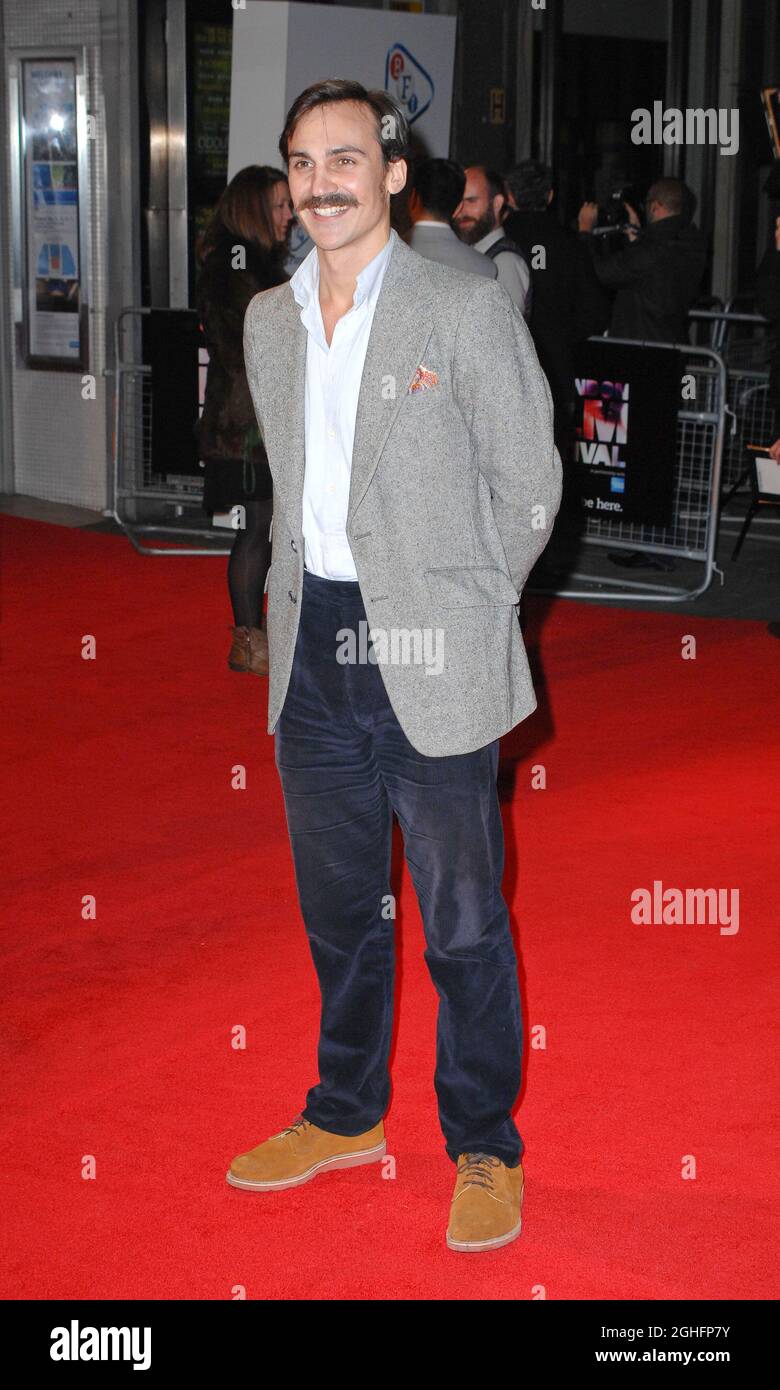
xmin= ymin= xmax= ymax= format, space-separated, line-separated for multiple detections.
xmin=246 ymin=625 xmax=269 ymax=676
xmin=446 ymin=1153 xmax=524 ymax=1252
xmin=226 ymin=1114 xmax=386 ymax=1192
xmin=227 ymin=625 xmax=251 ymax=672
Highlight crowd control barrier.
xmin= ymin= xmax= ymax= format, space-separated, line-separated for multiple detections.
xmin=530 ymin=338 xmax=727 ymax=604
xmin=113 ymin=311 xmax=770 ymax=590
xmin=111 ymin=307 xmax=230 ymax=556
xmin=690 ymin=303 xmax=769 ymax=367
xmin=688 ymin=307 xmax=779 ymax=559
xmin=689 ymin=307 xmax=776 ymax=492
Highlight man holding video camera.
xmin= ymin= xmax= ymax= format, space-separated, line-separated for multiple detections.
xmin=577 ymin=177 xmax=706 ymax=344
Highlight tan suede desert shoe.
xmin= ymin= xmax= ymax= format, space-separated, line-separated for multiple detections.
xmin=226 ymin=1114 xmax=386 ymax=1192
xmin=446 ymin=1152 xmax=524 ymax=1252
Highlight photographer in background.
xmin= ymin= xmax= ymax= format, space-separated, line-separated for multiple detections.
xmin=577 ymin=177 xmax=706 ymax=343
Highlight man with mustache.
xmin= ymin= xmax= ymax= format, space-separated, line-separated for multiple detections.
xmin=227 ymin=79 xmax=561 ymax=1253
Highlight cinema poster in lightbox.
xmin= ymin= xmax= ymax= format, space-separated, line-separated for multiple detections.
xmin=571 ymin=340 xmax=681 ymax=528
xmin=20 ymin=57 xmax=85 ymax=368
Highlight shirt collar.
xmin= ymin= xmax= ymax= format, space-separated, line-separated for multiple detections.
xmin=473 ymin=226 xmax=504 ymax=253
xmin=290 ymin=228 xmax=395 ymax=315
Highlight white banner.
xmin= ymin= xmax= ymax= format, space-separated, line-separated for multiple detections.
xmin=229 ymin=2 xmax=457 ymax=206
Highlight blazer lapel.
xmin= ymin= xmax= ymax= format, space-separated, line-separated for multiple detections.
xmin=347 ymin=230 xmax=435 ymax=524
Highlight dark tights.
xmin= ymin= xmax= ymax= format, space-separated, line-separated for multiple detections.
xmin=227 ymin=498 xmax=273 ymax=628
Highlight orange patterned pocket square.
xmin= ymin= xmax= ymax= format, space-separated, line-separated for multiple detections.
xmin=408 ymin=364 xmax=439 ymax=394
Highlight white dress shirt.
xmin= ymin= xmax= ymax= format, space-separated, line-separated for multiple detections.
xmin=290 ymin=231 xmax=394 ymax=580
xmin=474 ymin=225 xmax=530 ymax=317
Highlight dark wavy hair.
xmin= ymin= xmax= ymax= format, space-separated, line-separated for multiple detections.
xmin=504 ymin=160 xmax=554 ymax=212
xmin=196 ymin=164 xmax=289 ymax=265
xmin=278 ymin=78 xmax=411 ymax=171
xmin=411 ymin=158 xmax=466 ymax=221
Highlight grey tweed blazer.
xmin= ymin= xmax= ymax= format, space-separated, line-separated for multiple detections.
xmin=243 ymin=226 xmax=562 ymax=756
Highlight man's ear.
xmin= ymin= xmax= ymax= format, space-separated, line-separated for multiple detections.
xmin=387 ymin=157 xmax=408 ymax=197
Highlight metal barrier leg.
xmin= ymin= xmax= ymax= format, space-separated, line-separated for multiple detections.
xmin=109 ymin=509 xmax=233 ymax=557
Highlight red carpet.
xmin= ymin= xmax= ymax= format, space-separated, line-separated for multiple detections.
xmin=1 ymin=515 xmax=777 ymax=1300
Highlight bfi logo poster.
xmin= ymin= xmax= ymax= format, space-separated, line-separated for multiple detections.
xmin=229 ymin=3 xmax=456 ymax=179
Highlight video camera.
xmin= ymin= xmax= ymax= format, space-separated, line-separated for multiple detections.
xmin=592 ymin=185 xmax=642 ymax=239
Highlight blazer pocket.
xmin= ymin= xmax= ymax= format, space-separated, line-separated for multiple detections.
xmin=402 ymin=387 xmax=446 ymax=413
xmin=424 ymin=565 xmax=520 ymax=607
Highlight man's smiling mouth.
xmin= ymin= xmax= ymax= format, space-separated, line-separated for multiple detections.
xmin=309 ymin=205 xmax=353 ymax=218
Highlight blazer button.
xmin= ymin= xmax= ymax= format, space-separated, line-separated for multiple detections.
xmin=288 ymin=589 xmax=297 ymax=603
xmin=291 ymin=539 xmax=297 ymax=551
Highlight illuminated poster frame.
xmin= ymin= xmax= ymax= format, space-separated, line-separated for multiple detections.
xmin=12 ymin=50 xmax=90 ymax=370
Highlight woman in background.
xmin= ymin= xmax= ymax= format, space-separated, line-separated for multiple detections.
xmin=195 ymin=165 xmax=293 ymax=674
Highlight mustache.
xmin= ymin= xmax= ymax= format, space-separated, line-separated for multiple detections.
xmin=300 ymin=194 xmax=358 ymax=211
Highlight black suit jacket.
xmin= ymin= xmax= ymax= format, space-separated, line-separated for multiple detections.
xmin=755 ymin=244 xmax=780 ymax=411
xmin=503 ymin=208 xmax=608 ymax=441
xmin=583 ymin=214 xmax=707 ymax=344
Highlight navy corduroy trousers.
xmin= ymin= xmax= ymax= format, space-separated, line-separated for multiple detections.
xmin=273 ymin=567 xmax=523 ymax=1167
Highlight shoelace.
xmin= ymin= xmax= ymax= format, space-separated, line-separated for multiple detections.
xmin=457 ymin=1152 xmax=501 ymax=1191
xmin=280 ymin=1114 xmax=311 ymax=1141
